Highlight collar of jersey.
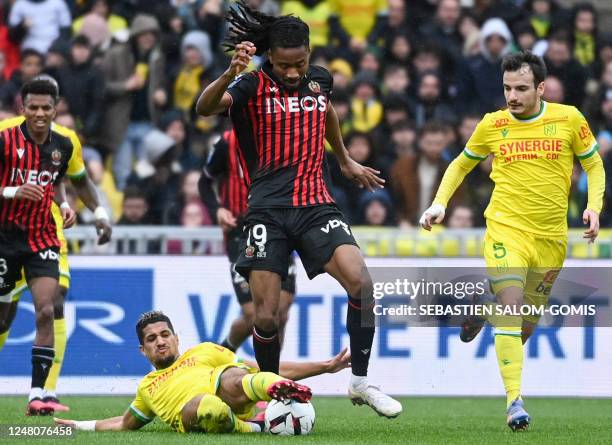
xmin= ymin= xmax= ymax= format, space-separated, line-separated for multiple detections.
xmin=261 ymin=60 xmax=310 ymax=91
xmin=19 ymin=121 xmax=52 ymax=145
xmin=508 ymin=100 xmax=547 ymax=123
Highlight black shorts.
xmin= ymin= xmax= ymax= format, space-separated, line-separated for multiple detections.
xmin=235 ymin=204 xmax=358 ymax=281
xmin=0 ymin=230 xmax=59 ymax=301
xmin=227 ymin=228 xmax=296 ymax=304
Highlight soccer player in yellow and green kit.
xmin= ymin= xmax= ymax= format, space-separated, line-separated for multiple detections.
xmin=55 ymin=311 xmax=350 ymax=434
xmin=419 ymin=52 xmax=605 ymax=431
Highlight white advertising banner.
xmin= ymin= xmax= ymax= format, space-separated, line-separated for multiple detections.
xmin=1 ymin=257 xmax=610 ymax=397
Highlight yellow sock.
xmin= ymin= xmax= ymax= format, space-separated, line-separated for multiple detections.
xmin=0 ymin=330 xmax=8 ymax=351
xmin=241 ymin=372 xmax=284 ymax=402
xmin=45 ymin=318 xmax=67 ymax=392
xmin=494 ymin=320 xmax=523 ymax=408
xmin=196 ymin=394 xmax=254 ymax=433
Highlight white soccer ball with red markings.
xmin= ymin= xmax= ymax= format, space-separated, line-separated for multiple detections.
xmin=264 ymin=399 xmax=315 ymax=435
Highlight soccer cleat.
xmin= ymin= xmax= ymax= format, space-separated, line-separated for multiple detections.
xmin=460 ymin=294 xmax=486 ymax=343
xmin=348 ymin=384 xmax=402 ymax=418
xmin=267 ymin=380 xmax=312 ymax=403
xmin=507 ymin=399 xmax=530 ymax=431
xmin=26 ymin=398 xmax=54 ymax=416
xmin=42 ymin=396 xmax=70 ymax=412
xmin=255 ymin=401 xmax=268 ymax=411
xmin=247 ymin=410 xmax=266 ymax=432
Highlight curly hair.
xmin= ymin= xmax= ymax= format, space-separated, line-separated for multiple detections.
xmin=135 ymin=311 xmax=175 ymax=345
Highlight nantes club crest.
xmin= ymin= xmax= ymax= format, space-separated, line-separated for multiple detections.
xmin=308 ymin=80 xmax=321 ymax=93
xmin=51 ymin=149 xmax=62 ymax=166
xmin=544 ymin=122 xmax=556 ymax=136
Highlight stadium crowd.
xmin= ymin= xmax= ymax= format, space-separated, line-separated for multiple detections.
xmin=0 ymin=0 xmax=610 ymax=230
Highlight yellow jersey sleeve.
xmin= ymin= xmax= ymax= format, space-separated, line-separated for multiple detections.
xmin=570 ymin=109 xmax=606 ymax=213
xmin=51 ymin=123 xmax=86 ymax=179
xmin=129 ymin=385 xmax=155 ymax=424
xmin=463 ymin=114 xmax=492 ymax=161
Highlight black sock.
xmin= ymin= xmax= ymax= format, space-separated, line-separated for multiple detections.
xmin=220 ymin=337 xmax=236 ymax=352
xmin=31 ymin=345 xmax=54 ymax=391
xmin=347 ymin=296 xmax=375 ymax=377
xmin=252 ymin=325 xmax=280 ymax=374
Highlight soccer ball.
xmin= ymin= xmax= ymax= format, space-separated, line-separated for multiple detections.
xmin=264 ymin=399 xmax=315 ymax=435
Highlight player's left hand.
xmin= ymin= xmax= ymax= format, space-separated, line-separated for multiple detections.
xmin=61 ymin=205 xmax=77 ymax=229
xmin=583 ymin=209 xmax=600 ymax=244
xmin=95 ymin=219 xmax=112 ymax=245
xmin=341 ymin=159 xmax=385 ymax=192
xmin=325 ymin=347 xmax=351 ymax=373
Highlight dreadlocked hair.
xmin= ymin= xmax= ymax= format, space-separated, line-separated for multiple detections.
xmin=223 ymin=0 xmax=309 ymax=56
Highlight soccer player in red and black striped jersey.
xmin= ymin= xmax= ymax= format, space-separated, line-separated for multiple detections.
xmin=198 ymin=129 xmax=296 ymax=353
xmin=196 ymin=2 xmax=401 ymax=418
xmin=0 ymin=79 xmax=77 ymax=415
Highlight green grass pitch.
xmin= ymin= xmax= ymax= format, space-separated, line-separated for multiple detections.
xmin=1 ymin=396 xmax=611 ymax=444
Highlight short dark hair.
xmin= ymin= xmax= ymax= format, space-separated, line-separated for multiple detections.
xmin=123 ymin=185 xmax=147 ymax=201
xmin=224 ymin=0 xmax=309 ymax=55
xmin=136 ymin=311 xmax=175 ymax=345
xmin=501 ymin=51 xmax=547 ymax=87
xmin=420 ymin=120 xmax=449 ymax=137
xmin=20 ymin=79 xmax=59 ymax=104
xmin=20 ymin=48 xmax=43 ymax=63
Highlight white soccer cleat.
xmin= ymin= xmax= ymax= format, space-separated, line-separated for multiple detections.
xmin=348 ymin=383 xmax=402 ymax=418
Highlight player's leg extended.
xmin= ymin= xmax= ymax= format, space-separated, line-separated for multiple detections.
xmin=277 ymin=258 xmax=296 ymax=347
xmin=181 ymin=393 xmax=258 ymax=433
xmin=27 ymin=275 xmax=57 ymax=415
xmin=249 ymin=271 xmax=282 ymax=374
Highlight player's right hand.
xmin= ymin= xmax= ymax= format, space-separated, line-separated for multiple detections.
xmin=419 ymin=203 xmax=446 ymax=231
xmin=216 ymin=207 xmax=237 ymax=232
xmin=15 ymin=184 xmax=44 ymax=201
xmin=54 ymin=417 xmax=75 ymax=427
xmin=227 ymin=41 xmax=256 ymax=78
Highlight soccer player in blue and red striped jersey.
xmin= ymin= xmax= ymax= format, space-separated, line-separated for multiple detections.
xmin=196 ymin=1 xmax=401 ymax=418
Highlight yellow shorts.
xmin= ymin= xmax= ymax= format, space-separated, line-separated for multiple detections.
xmin=10 ymin=237 xmax=70 ymax=303
xmin=484 ymin=220 xmax=567 ymax=323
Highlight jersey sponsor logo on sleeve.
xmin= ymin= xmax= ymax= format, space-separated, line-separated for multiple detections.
xmin=578 ymin=124 xmax=592 ymax=145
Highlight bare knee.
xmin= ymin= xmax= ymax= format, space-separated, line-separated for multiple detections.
xmin=36 ymin=303 xmax=54 ymax=326
xmin=346 ymin=268 xmax=372 ymax=300
xmin=241 ymin=303 xmax=255 ymax=328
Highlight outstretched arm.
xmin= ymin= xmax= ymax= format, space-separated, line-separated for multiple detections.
xmin=325 ymin=102 xmax=385 ymax=191
xmin=579 ymin=151 xmax=605 ymax=243
xmin=244 ymin=347 xmax=351 ymax=381
xmin=420 ymin=152 xmax=480 ymax=230
xmin=70 ymin=175 xmax=112 ymax=244
xmin=196 ymin=41 xmax=256 ymax=116
xmin=54 ymin=408 xmax=147 ymax=432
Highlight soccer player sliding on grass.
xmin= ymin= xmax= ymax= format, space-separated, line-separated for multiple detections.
xmin=420 ymin=52 xmax=605 ymax=431
xmin=55 ymin=311 xmax=350 ymax=434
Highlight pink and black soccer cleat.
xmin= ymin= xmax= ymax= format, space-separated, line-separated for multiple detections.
xmin=42 ymin=396 xmax=70 ymax=412
xmin=26 ymin=398 xmax=54 ymax=416
xmin=267 ymin=380 xmax=312 ymax=403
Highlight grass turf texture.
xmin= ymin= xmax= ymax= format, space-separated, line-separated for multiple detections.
xmin=1 ymin=396 xmax=610 ymax=444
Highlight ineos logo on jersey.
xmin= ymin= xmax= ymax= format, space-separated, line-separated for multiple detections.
xmin=38 ymin=249 xmax=59 ymax=261
xmin=265 ymin=96 xmax=327 ymax=114
xmin=321 ymin=219 xmax=350 ymax=235
xmin=10 ymin=168 xmax=59 ymax=186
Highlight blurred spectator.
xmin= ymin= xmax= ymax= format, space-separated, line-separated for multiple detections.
xmin=450 ymin=113 xmax=480 ymax=157
xmin=409 ymin=70 xmax=457 ymax=128
xmin=45 ymin=39 xmax=70 ymax=72
xmin=412 ymin=43 xmax=443 ymax=78
xmin=8 ymin=0 xmax=71 ymax=54
xmin=173 ymin=30 xmax=213 ymax=122
xmin=56 ymin=35 xmax=105 ymax=142
xmin=330 ymin=90 xmax=353 ymax=136
xmin=585 ymin=61 xmax=612 ymax=130
xmin=98 ymin=14 xmax=167 ymax=189
xmin=419 ymin=0 xmax=463 ymax=64
xmin=0 ymin=5 xmax=21 ymax=79
xmin=75 ymin=12 xmax=112 ymax=54
xmin=181 ymin=200 xmax=212 ymax=227
xmin=592 ymin=89 xmax=612 ymax=158
xmin=328 ymin=0 xmax=388 ymax=58
xmin=383 ymin=31 xmax=413 ymax=67
xmin=329 ymin=58 xmax=353 ymax=91
xmin=117 ymin=186 xmax=151 ymax=225
xmin=456 ymin=17 xmax=513 ymax=115
xmin=359 ymin=189 xmax=395 ymax=226
xmin=380 ymin=119 xmax=416 ymax=170
xmin=593 ymin=34 xmax=612 ymax=81
xmin=72 ymin=0 xmax=128 ymax=40
xmin=544 ymin=32 xmax=588 ymax=107
xmin=513 ymin=20 xmax=547 ymax=56
xmin=281 ymin=1 xmax=332 ymax=50
xmin=127 ymin=129 xmax=181 ymax=225
xmin=358 ymin=48 xmax=382 ymax=77
xmin=542 ymin=75 xmax=565 ymax=103
xmin=382 ymin=64 xmax=411 ymax=101
xmin=447 ymin=205 xmax=475 ymax=229
xmin=351 ymin=72 xmax=383 ymax=133
xmin=524 ymin=0 xmax=567 ymax=39
xmin=390 ymin=121 xmax=456 ymax=226
xmin=165 ymin=169 xmax=204 ymax=225
xmin=570 ymin=2 xmax=598 ymax=72
xmin=159 ymin=109 xmax=200 ymax=170
xmin=371 ymin=0 xmax=413 ymax=51
xmin=0 ymin=48 xmax=43 ymax=111
xmin=471 ymin=0 xmax=524 ymax=29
